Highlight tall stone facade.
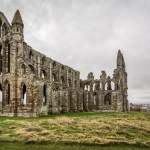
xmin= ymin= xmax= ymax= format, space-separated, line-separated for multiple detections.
xmin=0 ymin=10 xmax=128 ymax=117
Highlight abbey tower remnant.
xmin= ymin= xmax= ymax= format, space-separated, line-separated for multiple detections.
xmin=0 ymin=10 xmax=128 ymax=116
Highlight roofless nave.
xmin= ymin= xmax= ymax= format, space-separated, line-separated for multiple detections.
xmin=0 ymin=10 xmax=128 ymax=116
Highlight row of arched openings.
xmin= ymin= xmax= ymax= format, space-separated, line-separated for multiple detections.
xmin=22 ymin=84 xmax=47 ymax=107
xmin=84 ymin=82 xmax=118 ymax=91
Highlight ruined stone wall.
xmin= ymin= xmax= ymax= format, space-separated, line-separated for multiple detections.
xmin=0 ymin=10 xmax=128 ymax=117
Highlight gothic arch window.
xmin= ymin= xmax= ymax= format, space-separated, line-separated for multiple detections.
xmin=104 ymin=93 xmax=111 ymax=105
xmin=5 ymin=81 xmax=10 ymax=104
xmin=8 ymin=44 xmax=10 ymax=73
xmin=0 ymin=45 xmax=2 ymax=74
xmin=111 ymin=82 xmax=115 ymax=90
xmin=2 ymin=23 xmax=8 ymax=36
xmin=52 ymin=61 xmax=56 ymax=69
xmin=41 ymin=70 xmax=47 ymax=78
xmin=29 ymin=50 xmax=33 ymax=60
xmin=0 ymin=19 xmax=2 ymax=37
xmin=93 ymin=83 xmax=96 ymax=91
xmin=61 ymin=76 xmax=65 ymax=84
xmin=43 ymin=84 xmax=47 ymax=106
xmin=61 ymin=65 xmax=65 ymax=70
xmin=74 ymin=80 xmax=77 ymax=87
xmin=88 ymin=85 xmax=90 ymax=91
xmin=115 ymin=84 xmax=119 ymax=90
xmin=52 ymin=73 xmax=57 ymax=81
xmin=22 ymin=84 xmax=27 ymax=106
xmin=68 ymin=78 xmax=71 ymax=87
xmin=16 ymin=46 xmax=19 ymax=55
xmin=21 ymin=64 xmax=26 ymax=74
xmin=28 ymin=65 xmax=35 ymax=74
xmin=0 ymin=84 xmax=2 ymax=102
xmin=16 ymin=26 xmax=20 ymax=32
xmin=42 ymin=57 xmax=46 ymax=65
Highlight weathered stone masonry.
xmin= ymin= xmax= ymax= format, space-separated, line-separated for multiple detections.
xmin=0 ymin=10 xmax=128 ymax=117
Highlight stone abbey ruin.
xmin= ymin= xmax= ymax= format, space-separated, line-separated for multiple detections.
xmin=0 ymin=10 xmax=128 ymax=117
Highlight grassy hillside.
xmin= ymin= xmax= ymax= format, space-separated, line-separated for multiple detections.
xmin=0 ymin=112 xmax=150 ymax=149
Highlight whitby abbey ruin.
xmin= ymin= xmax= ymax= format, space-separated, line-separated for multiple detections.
xmin=0 ymin=10 xmax=128 ymax=117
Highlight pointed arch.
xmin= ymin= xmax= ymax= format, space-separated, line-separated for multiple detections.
xmin=61 ymin=76 xmax=65 ymax=84
xmin=8 ymin=43 xmax=10 ymax=73
xmin=42 ymin=56 xmax=46 ymax=65
xmin=29 ymin=50 xmax=33 ymax=60
xmin=21 ymin=64 xmax=26 ymax=74
xmin=2 ymin=23 xmax=8 ymax=36
xmin=22 ymin=84 xmax=27 ymax=106
xmin=104 ymin=93 xmax=111 ymax=105
xmin=28 ymin=64 xmax=35 ymax=74
xmin=41 ymin=70 xmax=47 ymax=78
xmin=43 ymin=84 xmax=47 ymax=106
xmin=52 ymin=61 xmax=56 ymax=69
xmin=68 ymin=78 xmax=71 ymax=87
xmin=0 ymin=84 xmax=2 ymax=102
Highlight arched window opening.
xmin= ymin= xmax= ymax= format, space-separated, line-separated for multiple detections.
xmin=22 ymin=84 xmax=26 ymax=106
xmin=52 ymin=73 xmax=57 ymax=81
xmin=16 ymin=26 xmax=19 ymax=32
xmin=0 ymin=45 xmax=2 ymax=74
xmin=2 ymin=23 xmax=8 ymax=36
xmin=68 ymin=69 xmax=71 ymax=73
xmin=29 ymin=51 xmax=33 ymax=60
xmin=88 ymin=85 xmax=90 ymax=91
xmin=61 ymin=65 xmax=65 ymax=70
xmin=104 ymin=93 xmax=111 ymax=105
xmin=28 ymin=65 xmax=34 ymax=74
xmin=104 ymin=82 xmax=107 ymax=90
xmin=93 ymin=83 xmax=96 ymax=91
xmin=68 ymin=79 xmax=71 ymax=87
xmin=42 ymin=57 xmax=46 ymax=65
xmin=107 ymin=81 xmax=112 ymax=90
xmin=21 ymin=64 xmax=26 ymax=74
xmin=52 ymin=61 xmax=56 ymax=69
xmin=0 ymin=19 xmax=2 ymax=38
xmin=115 ymin=84 xmax=119 ymax=90
xmin=8 ymin=44 xmax=10 ymax=73
xmin=84 ymin=85 xmax=88 ymax=90
xmin=41 ymin=70 xmax=46 ymax=78
xmin=93 ymin=95 xmax=96 ymax=106
xmin=74 ymin=80 xmax=77 ymax=87
xmin=0 ymin=84 xmax=2 ymax=102
xmin=43 ymin=84 xmax=47 ymax=106
xmin=99 ymin=83 xmax=102 ymax=90
xmin=61 ymin=76 xmax=65 ymax=84
xmin=16 ymin=47 xmax=19 ymax=55
xmin=111 ymin=82 xmax=115 ymax=90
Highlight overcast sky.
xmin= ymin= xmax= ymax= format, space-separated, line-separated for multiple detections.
xmin=0 ymin=0 xmax=150 ymax=104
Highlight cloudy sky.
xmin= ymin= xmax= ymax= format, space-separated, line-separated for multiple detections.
xmin=0 ymin=0 xmax=150 ymax=104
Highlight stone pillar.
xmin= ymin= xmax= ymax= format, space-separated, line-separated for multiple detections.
xmin=70 ymin=90 xmax=77 ymax=112
xmin=63 ymin=89 xmax=69 ymax=113
xmin=83 ymin=90 xmax=89 ymax=111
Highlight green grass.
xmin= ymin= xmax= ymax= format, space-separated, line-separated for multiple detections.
xmin=0 ymin=112 xmax=150 ymax=149
xmin=0 ymin=142 xmax=149 ymax=150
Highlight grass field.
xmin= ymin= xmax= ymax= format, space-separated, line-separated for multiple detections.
xmin=0 ymin=112 xmax=150 ymax=150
